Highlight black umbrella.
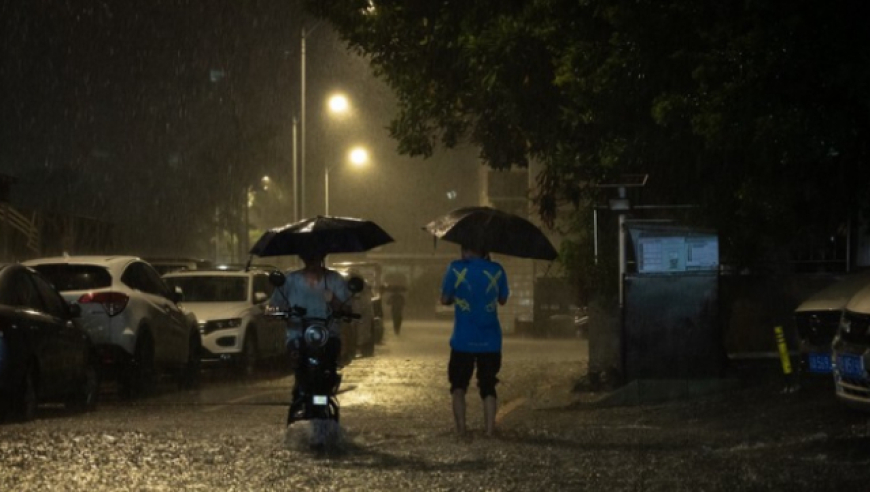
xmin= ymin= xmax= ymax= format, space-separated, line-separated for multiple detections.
xmin=250 ymin=215 xmax=394 ymax=257
xmin=424 ymin=206 xmax=558 ymax=261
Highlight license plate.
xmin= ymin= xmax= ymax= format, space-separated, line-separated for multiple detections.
xmin=837 ymin=354 xmax=866 ymax=378
xmin=312 ymin=395 xmax=328 ymax=406
xmin=807 ymin=353 xmax=832 ymax=374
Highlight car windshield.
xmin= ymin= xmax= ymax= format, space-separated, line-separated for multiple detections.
xmin=164 ymin=276 xmax=248 ymax=302
xmin=31 ymin=264 xmax=113 ymax=291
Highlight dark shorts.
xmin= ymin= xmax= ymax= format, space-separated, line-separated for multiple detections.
xmin=448 ymin=349 xmax=502 ymax=399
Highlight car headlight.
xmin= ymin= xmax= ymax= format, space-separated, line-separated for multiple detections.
xmin=839 ymin=315 xmax=851 ymax=334
xmin=202 ymin=318 xmax=242 ymax=334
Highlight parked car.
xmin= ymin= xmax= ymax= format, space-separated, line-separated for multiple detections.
xmin=0 ymin=263 xmax=99 ymax=421
xmin=22 ymin=255 xmax=201 ymax=397
xmin=794 ymin=272 xmax=870 ymax=375
xmin=331 ymin=261 xmax=385 ymax=344
xmin=162 ymin=268 xmax=284 ymax=375
xmin=831 ymin=280 xmax=870 ymax=409
xmin=336 ymin=270 xmax=378 ymax=363
xmin=145 ymin=257 xmax=214 ymax=275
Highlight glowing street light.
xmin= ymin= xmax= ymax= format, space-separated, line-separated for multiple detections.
xmin=328 ymin=93 xmax=350 ymax=115
xmin=348 ymin=146 xmax=369 ymax=167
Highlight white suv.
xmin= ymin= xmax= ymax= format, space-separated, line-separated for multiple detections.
xmin=162 ymin=268 xmax=285 ymax=376
xmin=23 ymin=256 xmax=201 ymax=396
xmin=831 ymin=281 xmax=870 ymax=410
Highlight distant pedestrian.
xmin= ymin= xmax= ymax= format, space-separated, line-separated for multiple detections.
xmin=440 ymin=243 xmax=509 ymax=437
xmin=388 ymin=290 xmax=406 ymax=335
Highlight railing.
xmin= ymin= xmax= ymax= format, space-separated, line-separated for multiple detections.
xmin=0 ymin=202 xmax=40 ymax=253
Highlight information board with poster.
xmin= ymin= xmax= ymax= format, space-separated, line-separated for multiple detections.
xmin=627 ymin=224 xmax=718 ymax=274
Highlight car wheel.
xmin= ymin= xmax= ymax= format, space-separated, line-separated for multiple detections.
xmin=178 ymin=330 xmax=202 ymax=390
xmin=67 ymin=352 xmax=100 ymax=412
xmin=11 ymin=364 xmax=38 ymax=422
xmin=361 ymin=322 xmax=376 ymax=358
xmin=241 ymin=329 xmax=258 ymax=378
xmin=340 ymin=324 xmax=358 ymax=366
xmin=360 ymin=340 xmax=375 ymax=358
xmin=374 ymin=319 xmax=385 ymax=344
xmin=122 ymin=332 xmax=155 ymax=398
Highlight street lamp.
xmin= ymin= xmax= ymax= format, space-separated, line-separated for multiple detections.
xmin=326 ymin=91 xmax=351 ymax=120
xmin=348 ymin=146 xmax=369 ymax=166
xmin=325 ymin=145 xmax=370 ymax=216
xmin=328 ymin=93 xmax=350 ymax=115
xmin=322 ymin=93 xmax=354 ymax=216
xmin=291 ymin=117 xmax=298 ymax=222
xmin=300 ymin=19 xmax=329 ymax=220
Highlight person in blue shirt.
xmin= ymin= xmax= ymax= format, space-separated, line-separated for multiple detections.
xmin=440 ymin=243 xmax=510 ymax=437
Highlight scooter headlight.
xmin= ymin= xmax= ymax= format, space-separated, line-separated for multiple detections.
xmin=303 ymin=324 xmax=330 ymax=349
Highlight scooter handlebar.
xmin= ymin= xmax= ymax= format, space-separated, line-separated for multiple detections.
xmin=265 ymin=305 xmax=360 ymax=322
xmin=334 ymin=311 xmax=362 ymax=321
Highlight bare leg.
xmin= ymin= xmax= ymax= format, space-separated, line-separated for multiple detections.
xmin=483 ymin=396 xmax=497 ymax=436
xmin=452 ymin=389 xmax=467 ymax=435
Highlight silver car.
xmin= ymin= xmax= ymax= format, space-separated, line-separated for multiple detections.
xmin=794 ymin=273 xmax=870 ymax=374
xmin=832 ymin=280 xmax=870 ymax=409
xmin=23 ymin=256 xmax=201 ymax=397
xmin=162 ymin=268 xmax=285 ymax=376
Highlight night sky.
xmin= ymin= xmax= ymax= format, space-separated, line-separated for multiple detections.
xmin=0 ymin=1 xmax=481 ymax=260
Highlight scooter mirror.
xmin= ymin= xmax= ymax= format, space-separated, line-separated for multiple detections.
xmin=347 ymin=276 xmax=365 ymax=294
xmin=268 ymin=270 xmax=286 ymax=287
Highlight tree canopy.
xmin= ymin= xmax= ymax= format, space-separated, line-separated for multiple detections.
xmin=311 ymin=0 xmax=870 ymax=270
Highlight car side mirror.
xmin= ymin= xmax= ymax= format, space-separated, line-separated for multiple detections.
xmin=348 ymin=276 xmax=365 ymax=294
xmin=171 ymin=285 xmax=184 ymax=303
xmin=268 ymin=270 xmax=286 ymax=287
xmin=254 ymin=292 xmax=268 ymax=304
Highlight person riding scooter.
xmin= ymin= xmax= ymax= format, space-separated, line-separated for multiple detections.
xmin=268 ymin=250 xmax=351 ymax=402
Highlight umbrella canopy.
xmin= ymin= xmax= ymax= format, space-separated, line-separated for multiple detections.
xmin=424 ymin=206 xmax=558 ymax=261
xmin=250 ymin=215 xmax=394 ymax=257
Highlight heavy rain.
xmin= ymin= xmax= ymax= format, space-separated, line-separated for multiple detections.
xmin=3 ymin=1 xmax=870 ymax=491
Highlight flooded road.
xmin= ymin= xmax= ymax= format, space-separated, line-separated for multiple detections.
xmin=2 ymin=320 xmax=869 ymax=491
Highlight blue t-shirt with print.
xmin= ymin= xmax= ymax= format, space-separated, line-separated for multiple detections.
xmin=440 ymin=258 xmax=510 ymax=353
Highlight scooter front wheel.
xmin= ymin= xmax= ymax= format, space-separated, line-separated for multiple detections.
xmin=286 ymin=390 xmax=305 ymax=425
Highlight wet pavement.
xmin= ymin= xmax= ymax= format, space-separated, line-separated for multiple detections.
xmin=2 ymin=320 xmax=870 ymax=491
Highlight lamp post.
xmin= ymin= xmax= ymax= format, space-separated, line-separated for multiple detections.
xmin=325 ymin=146 xmax=370 ymax=216
xmin=300 ymin=26 xmax=309 ymax=219
xmin=594 ymin=174 xmax=648 ymax=308
xmin=323 ymin=92 xmax=352 ymax=215
xmin=291 ymin=117 xmax=298 ymax=222
xmin=299 ymin=20 xmax=326 ymax=220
